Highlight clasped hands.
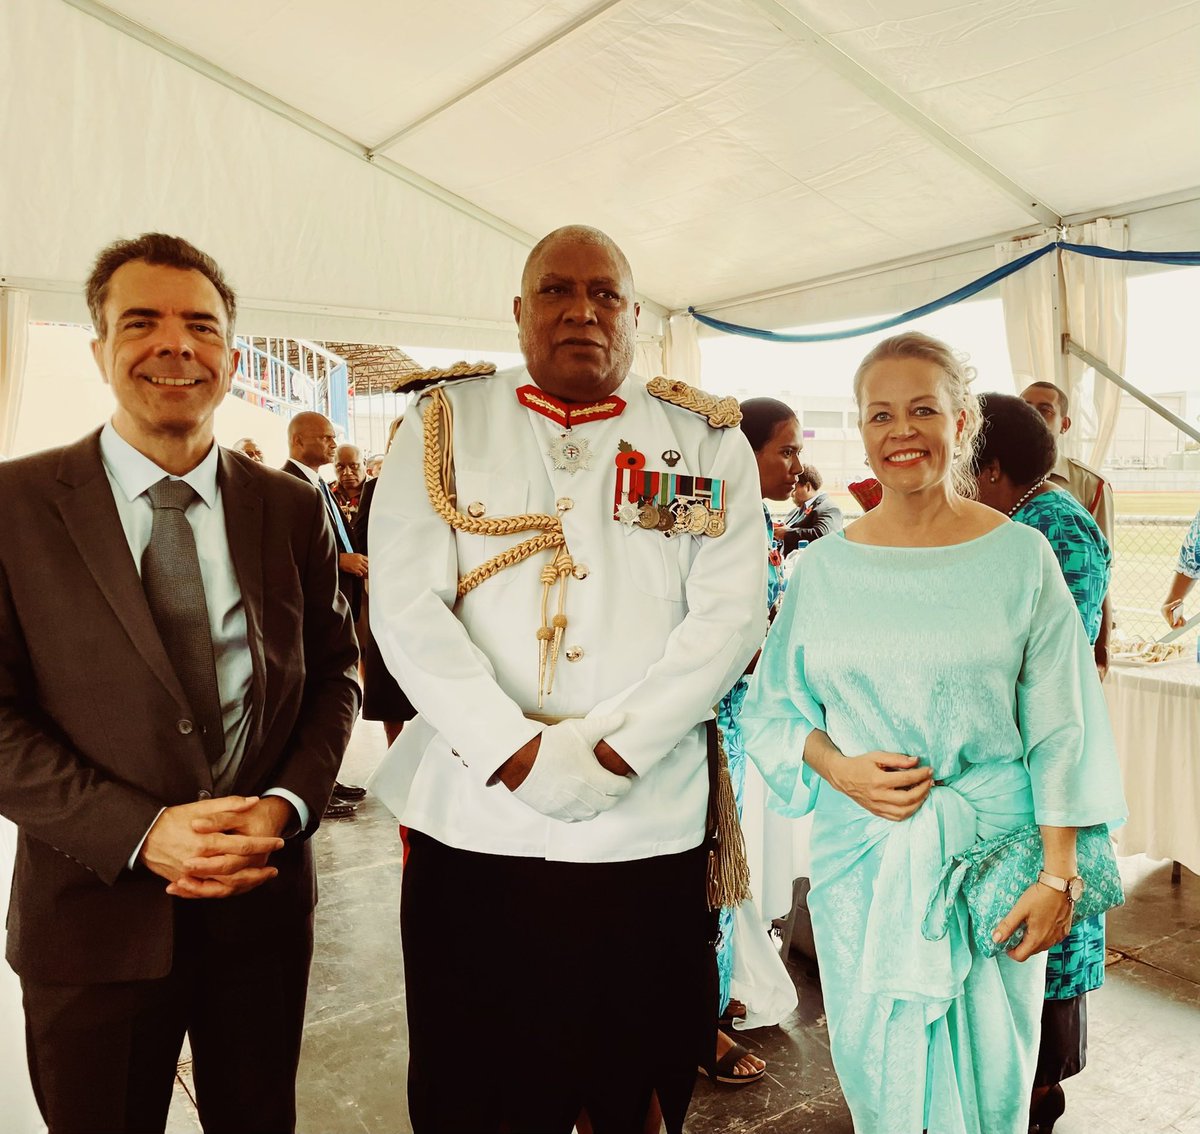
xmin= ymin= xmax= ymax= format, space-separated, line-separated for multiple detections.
xmin=831 ymin=750 xmax=1071 ymax=960
xmin=139 ymin=795 xmax=293 ymax=899
xmin=494 ymin=714 xmax=632 ymax=823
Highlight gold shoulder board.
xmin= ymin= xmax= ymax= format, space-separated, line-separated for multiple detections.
xmin=394 ymin=360 xmax=497 ymax=395
xmin=646 ymin=376 xmax=741 ymax=428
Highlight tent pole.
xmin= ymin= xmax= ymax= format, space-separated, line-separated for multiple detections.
xmin=1065 ymin=338 xmax=1200 ymax=445
xmin=1051 ymin=240 xmax=1069 ymax=396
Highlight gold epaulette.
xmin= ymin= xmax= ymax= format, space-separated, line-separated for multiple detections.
xmin=393 ymin=360 xmax=497 ymax=395
xmin=646 ymin=376 xmax=741 ymax=428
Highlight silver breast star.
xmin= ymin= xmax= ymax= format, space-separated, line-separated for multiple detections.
xmin=548 ymin=433 xmax=592 ymax=474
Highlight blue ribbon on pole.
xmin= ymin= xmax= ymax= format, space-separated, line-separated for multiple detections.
xmin=688 ymin=242 xmax=1200 ymax=343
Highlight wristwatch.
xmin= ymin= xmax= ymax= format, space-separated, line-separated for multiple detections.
xmin=1038 ymin=870 xmax=1085 ymax=904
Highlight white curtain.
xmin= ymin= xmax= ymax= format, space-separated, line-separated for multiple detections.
xmin=996 ymin=231 xmax=1059 ymax=400
xmin=0 ymin=289 xmax=31 ymax=458
xmin=997 ymin=220 xmax=1128 ymax=465
xmin=1063 ymin=218 xmax=1128 ymax=467
xmin=634 ymin=339 xmax=664 ymax=382
xmin=663 ymin=313 xmax=702 ymax=383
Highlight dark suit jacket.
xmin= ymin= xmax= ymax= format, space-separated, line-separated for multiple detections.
xmin=354 ymin=475 xmax=378 ymax=553
xmin=283 ymin=459 xmax=363 ymax=620
xmin=0 ymin=432 xmax=360 ymax=983
xmin=779 ymin=494 xmax=844 ymax=553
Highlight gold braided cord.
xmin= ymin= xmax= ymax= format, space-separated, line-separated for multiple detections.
xmin=421 ymin=388 xmax=565 ymax=598
xmin=646 ymin=376 xmax=742 ymax=428
xmin=459 ymin=533 xmax=566 ymax=597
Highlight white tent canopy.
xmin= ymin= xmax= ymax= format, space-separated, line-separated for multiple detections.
xmin=3 ymin=0 xmax=1200 ymax=353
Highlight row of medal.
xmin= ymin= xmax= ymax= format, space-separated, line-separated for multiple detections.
xmin=611 ymin=441 xmax=728 ymax=539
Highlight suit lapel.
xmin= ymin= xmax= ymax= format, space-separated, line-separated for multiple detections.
xmin=219 ymin=451 xmax=266 ymax=744
xmin=56 ymin=432 xmax=190 ymax=710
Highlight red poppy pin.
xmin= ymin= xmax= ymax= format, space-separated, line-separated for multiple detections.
xmin=614 ymin=439 xmax=646 ymax=470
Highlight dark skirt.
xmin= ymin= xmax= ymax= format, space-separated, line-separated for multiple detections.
xmin=360 ymin=628 xmax=416 ymax=723
xmin=1034 ymin=992 xmax=1087 ymax=1086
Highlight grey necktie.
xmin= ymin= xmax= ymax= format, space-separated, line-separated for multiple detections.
xmin=142 ymin=478 xmax=226 ymax=766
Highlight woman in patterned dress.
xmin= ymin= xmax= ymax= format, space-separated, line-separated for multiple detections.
xmin=973 ymin=392 xmax=1113 ymax=1133
xmin=706 ymin=397 xmax=801 ymax=1086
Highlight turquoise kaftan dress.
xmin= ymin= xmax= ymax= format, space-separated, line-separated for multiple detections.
xmin=740 ymin=522 xmax=1126 ymax=1134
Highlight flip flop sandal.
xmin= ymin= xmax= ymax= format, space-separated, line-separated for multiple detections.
xmin=697 ymin=1042 xmax=766 ymax=1087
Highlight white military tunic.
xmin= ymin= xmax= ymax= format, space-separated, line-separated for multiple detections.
xmin=369 ymin=367 xmax=766 ymax=863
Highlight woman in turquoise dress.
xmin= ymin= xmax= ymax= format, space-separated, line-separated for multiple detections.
xmin=974 ymin=392 xmax=1112 ymax=1132
xmin=741 ymin=333 xmax=1127 ymax=1134
xmin=707 ymin=397 xmax=799 ymax=1086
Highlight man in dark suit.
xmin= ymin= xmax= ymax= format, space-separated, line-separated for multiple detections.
xmin=0 ymin=233 xmax=359 ymax=1134
xmin=283 ymin=412 xmax=368 ymax=620
xmin=776 ymin=462 xmax=843 ymax=553
xmin=282 ymin=412 xmax=369 ymax=813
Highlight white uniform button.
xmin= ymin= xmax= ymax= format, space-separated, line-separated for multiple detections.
xmin=556 ymin=497 xmax=574 ymax=512
xmin=565 ymin=646 xmax=584 ymax=662
xmin=177 ymin=719 xmax=194 ymax=735
xmin=197 ymin=789 xmax=212 ymax=801
xmin=467 ymin=501 xmax=487 ymax=518
xmin=572 ymin=564 xmax=589 ymax=580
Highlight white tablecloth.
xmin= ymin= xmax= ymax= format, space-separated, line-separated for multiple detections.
xmin=1104 ymin=659 xmax=1200 ymax=874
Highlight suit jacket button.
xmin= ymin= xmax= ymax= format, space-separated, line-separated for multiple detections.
xmin=177 ymin=719 xmax=194 ymax=735
xmin=197 ymin=789 xmax=212 ymax=801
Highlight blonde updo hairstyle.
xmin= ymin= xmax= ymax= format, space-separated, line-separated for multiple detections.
xmin=852 ymin=332 xmax=983 ymax=498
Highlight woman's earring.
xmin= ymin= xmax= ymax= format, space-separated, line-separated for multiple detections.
xmin=990 ymin=475 xmax=998 ymax=483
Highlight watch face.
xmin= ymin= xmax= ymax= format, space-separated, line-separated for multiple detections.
xmin=1067 ymin=877 xmax=1086 ymax=902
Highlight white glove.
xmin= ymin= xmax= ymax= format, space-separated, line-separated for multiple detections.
xmin=512 ymin=713 xmax=632 ymax=823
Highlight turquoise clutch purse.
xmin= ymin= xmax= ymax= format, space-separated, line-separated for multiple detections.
xmin=922 ymin=823 xmax=1124 ymax=958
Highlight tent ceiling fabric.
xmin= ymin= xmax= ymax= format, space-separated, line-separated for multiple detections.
xmin=5 ymin=0 xmax=1200 ymax=345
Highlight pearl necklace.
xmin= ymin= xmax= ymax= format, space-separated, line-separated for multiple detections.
xmin=1008 ymin=478 xmax=1047 ymax=517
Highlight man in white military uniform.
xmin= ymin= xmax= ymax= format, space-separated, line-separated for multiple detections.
xmin=370 ymin=226 xmax=766 ymax=1133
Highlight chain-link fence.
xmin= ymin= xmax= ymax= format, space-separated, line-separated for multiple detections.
xmin=1112 ymin=515 xmax=1196 ymax=652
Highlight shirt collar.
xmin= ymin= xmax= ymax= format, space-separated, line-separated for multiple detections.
xmin=100 ymin=422 xmax=220 ymax=508
xmin=287 ymin=457 xmax=322 ymax=487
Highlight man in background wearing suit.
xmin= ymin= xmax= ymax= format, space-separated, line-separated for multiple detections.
xmin=283 ymin=413 xmax=369 ymax=620
xmin=775 ymin=462 xmax=843 ymax=553
xmin=0 ymin=233 xmax=359 ymax=1134
xmin=283 ymin=412 xmax=369 ymax=813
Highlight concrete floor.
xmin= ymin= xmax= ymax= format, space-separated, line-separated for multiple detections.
xmin=166 ymin=721 xmax=1200 ymax=1133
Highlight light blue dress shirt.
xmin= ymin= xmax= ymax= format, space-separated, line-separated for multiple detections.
xmin=99 ymin=425 xmax=309 ymax=867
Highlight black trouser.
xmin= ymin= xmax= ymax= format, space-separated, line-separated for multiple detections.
xmin=23 ymin=898 xmax=314 ymax=1134
xmin=401 ymin=831 xmax=716 ymax=1134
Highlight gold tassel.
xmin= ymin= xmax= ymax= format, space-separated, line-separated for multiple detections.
xmin=707 ymin=725 xmax=752 ymax=911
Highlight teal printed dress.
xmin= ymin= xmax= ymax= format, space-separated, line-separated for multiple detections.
xmin=1178 ymin=507 xmax=1200 ymax=578
xmin=741 ymin=524 xmax=1126 ymax=1134
xmin=714 ymin=507 xmax=784 ymax=1015
xmin=1013 ymin=489 xmax=1111 ymax=1000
